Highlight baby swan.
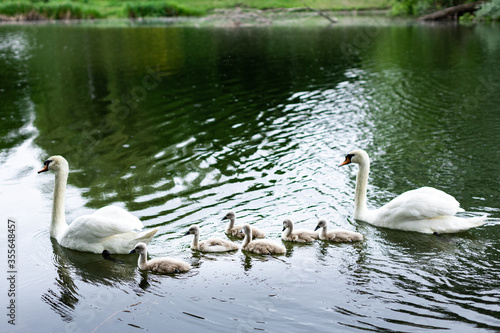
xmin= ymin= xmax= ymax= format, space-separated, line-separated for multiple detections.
xmin=241 ymin=224 xmax=286 ymax=255
xmin=314 ymin=219 xmax=364 ymax=242
xmin=184 ymin=225 xmax=239 ymax=252
xmin=129 ymin=242 xmax=191 ymax=274
xmin=221 ymin=211 xmax=266 ymax=239
xmin=282 ymin=219 xmax=319 ymax=242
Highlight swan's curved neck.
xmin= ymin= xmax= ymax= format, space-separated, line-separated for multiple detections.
xmin=319 ymin=226 xmax=327 ymax=238
xmin=242 ymin=230 xmax=252 ymax=247
xmin=51 ymin=169 xmax=69 ymax=240
xmin=354 ymin=160 xmax=370 ymax=220
xmin=283 ymin=224 xmax=293 ymax=237
xmin=138 ymin=253 xmax=148 ymax=269
xmin=225 ymin=217 xmax=235 ymax=232
xmin=191 ymin=233 xmax=200 ymax=249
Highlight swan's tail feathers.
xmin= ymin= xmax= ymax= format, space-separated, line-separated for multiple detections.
xmin=430 ymin=214 xmax=487 ymax=234
xmin=455 ymin=214 xmax=487 ymax=233
xmin=468 ymin=215 xmax=487 ymax=228
xmin=135 ymin=228 xmax=159 ymax=245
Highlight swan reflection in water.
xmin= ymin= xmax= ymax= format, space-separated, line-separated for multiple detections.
xmin=41 ymin=238 xmax=139 ymax=321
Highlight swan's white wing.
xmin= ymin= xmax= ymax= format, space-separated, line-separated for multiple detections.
xmin=91 ymin=206 xmax=143 ymax=230
xmin=377 ymin=187 xmax=462 ymax=223
xmin=65 ymin=214 xmax=143 ymax=242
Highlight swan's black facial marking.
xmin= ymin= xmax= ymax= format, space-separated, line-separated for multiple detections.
xmin=340 ymin=154 xmax=354 ymax=166
xmin=38 ymin=159 xmax=52 ymax=174
xmin=43 ymin=159 xmax=52 ymax=169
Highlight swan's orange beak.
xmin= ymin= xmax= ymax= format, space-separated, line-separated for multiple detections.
xmin=339 ymin=155 xmax=351 ymax=166
xmin=38 ymin=164 xmax=49 ymax=174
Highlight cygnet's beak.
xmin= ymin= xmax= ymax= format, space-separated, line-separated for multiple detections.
xmin=183 ymin=231 xmax=191 ymax=236
xmin=129 ymin=249 xmax=136 ymax=254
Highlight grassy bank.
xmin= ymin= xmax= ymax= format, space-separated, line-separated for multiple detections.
xmin=0 ymin=0 xmax=391 ymax=20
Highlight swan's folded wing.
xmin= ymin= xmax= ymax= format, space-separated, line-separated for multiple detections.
xmin=91 ymin=206 xmax=143 ymax=230
xmin=250 ymin=241 xmax=273 ymax=255
xmin=295 ymin=229 xmax=319 ymax=242
xmin=379 ymin=187 xmax=462 ymax=223
xmin=67 ymin=213 xmax=144 ymax=241
xmin=205 ymin=238 xmax=230 ymax=247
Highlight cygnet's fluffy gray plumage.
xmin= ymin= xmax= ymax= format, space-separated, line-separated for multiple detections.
xmin=314 ymin=219 xmax=363 ymax=242
xmin=129 ymin=242 xmax=191 ymax=274
xmin=184 ymin=225 xmax=239 ymax=252
xmin=240 ymin=224 xmax=286 ymax=255
xmin=281 ymin=218 xmax=319 ymax=242
xmin=221 ymin=211 xmax=266 ymax=239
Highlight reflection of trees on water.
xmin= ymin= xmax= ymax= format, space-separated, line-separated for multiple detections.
xmin=29 ymin=26 xmax=356 ymax=216
xmin=364 ymin=25 xmax=500 ymax=205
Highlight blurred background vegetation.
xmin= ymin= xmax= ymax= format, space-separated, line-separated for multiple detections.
xmin=0 ymin=0 xmax=389 ymax=19
xmin=0 ymin=0 xmax=497 ymax=21
xmin=391 ymin=0 xmax=499 ymax=21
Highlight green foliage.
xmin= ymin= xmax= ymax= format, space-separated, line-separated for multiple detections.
xmin=390 ymin=0 xmax=437 ymax=16
xmin=36 ymin=2 xmax=101 ymax=19
xmin=0 ymin=0 xmax=392 ymax=19
xmin=458 ymin=11 xmax=474 ymax=22
xmin=0 ymin=1 xmax=102 ymax=19
xmin=0 ymin=2 xmax=34 ymax=16
xmin=389 ymin=0 xmax=468 ymax=17
xmin=390 ymin=0 xmax=417 ymax=16
xmin=476 ymin=0 xmax=500 ymax=21
xmin=125 ymin=2 xmax=202 ymax=18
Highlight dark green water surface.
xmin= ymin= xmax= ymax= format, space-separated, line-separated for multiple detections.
xmin=1 ymin=19 xmax=499 ymax=332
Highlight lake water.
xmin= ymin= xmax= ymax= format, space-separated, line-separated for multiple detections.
xmin=1 ymin=17 xmax=499 ymax=332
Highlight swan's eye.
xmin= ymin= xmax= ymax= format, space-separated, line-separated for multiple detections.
xmin=44 ymin=159 xmax=52 ymax=166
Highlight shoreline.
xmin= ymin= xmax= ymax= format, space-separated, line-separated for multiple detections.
xmin=0 ymin=7 xmax=391 ymax=26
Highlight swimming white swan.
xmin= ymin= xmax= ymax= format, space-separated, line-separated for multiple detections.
xmin=184 ymin=225 xmax=239 ymax=252
xmin=340 ymin=149 xmax=487 ymax=234
xmin=314 ymin=219 xmax=363 ymax=242
xmin=129 ymin=242 xmax=191 ymax=274
xmin=281 ymin=218 xmax=319 ymax=242
xmin=221 ymin=211 xmax=266 ymax=239
xmin=241 ymin=224 xmax=286 ymax=255
xmin=38 ymin=156 xmax=159 ymax=254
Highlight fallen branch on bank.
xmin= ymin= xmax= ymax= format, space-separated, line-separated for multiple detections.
xmin=301 ymin=1 xmax=338 ymax=24
xmin=417 ymin=1 xmax=486 ymax=21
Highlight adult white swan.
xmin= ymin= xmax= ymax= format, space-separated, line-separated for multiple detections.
xmin=38 ymin=156 xmax=159 ymax=254
xmin=340 ymin=149 xmax=486 ymax=234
